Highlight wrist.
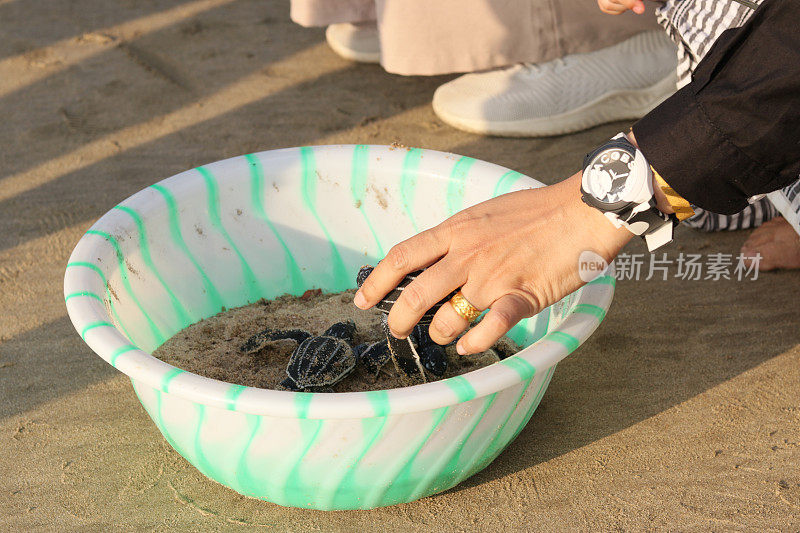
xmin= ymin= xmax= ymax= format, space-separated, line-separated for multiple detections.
xmin=568 ymin=172 xmax=634 ymax=259
xmin=625 ymin=130 xmax=676 ymax=215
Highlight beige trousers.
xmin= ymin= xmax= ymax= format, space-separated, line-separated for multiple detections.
xmin=290 ymin=0 xmax=660 ymax=75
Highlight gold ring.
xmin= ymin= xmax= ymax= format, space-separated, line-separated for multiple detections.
xmin=449 ymin=291 xmax=481 ymax=322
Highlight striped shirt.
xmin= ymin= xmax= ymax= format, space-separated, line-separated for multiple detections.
xmin=640 ymin=0 xmax=799 ymax=235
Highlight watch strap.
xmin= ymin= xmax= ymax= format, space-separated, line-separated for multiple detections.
xmin=624 ymin=200 xmax=678 ymax=251
xmin=644 ymin=220 xmax=676 ymax=251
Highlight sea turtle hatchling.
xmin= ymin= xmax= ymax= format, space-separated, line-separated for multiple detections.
xmin=357 ymin=266 xmax=456 ymax=321
xmin=279 ymin=320 xmax=358 ymax=391
xmin=357 ymin=265 xmax=457 ymax=384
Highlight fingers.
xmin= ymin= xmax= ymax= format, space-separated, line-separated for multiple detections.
xmin=385 ymin=257 xmax=466 ymax=338
xmin=428 ymin=296 xmax=471 ymax=346
xmin=427 ymin=284 xmax=486 ymax=346
xmin=740 ymin=243 xmax=773 ymax=271
xmin=456 ymin=293 xmax=534 ymax=355
xmin=598 ymin=0 xmax=643 ymax=14
xmin=354 ymin=226 xmax=449 ymax=309
xmin=597 ymin=0 xmax=623 ymax=14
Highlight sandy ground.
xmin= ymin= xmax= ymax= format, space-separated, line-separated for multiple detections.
xmin=1 ymin=0 xmax=799 ymax=530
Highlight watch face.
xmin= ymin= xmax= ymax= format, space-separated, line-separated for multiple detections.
xmin=585 ymin=147 xmax=636 ymax=204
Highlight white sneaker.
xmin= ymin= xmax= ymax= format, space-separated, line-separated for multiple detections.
xmin=325 ymin=22 xmax=380 ymax=63
xmin=432 ymin=31 xmax=678 ymax=137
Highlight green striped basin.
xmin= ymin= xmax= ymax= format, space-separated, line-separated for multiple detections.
xmin=64 ymin=145 xmax=615 ymax=509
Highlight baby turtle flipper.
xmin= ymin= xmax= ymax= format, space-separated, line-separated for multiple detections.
xmin=382 ymin=314 xmax=427 ymax=385
xmin=240 ymin=328 xmax=274 ymax=353
xmin=277 ymin=376 xmax=302 ymax=391
xmin=240 ymin=328 xmax=311 ymax=353
xmin=273 ymin=329 xmax=313 ymax=345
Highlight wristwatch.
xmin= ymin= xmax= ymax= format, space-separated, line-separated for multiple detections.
xmin=581 ymin=132 xmax=678 ymax=252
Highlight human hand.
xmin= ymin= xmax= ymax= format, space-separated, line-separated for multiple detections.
xmin=353 ymin=172 xmax=633 ymax=355
xmin=598 ymin=0 xmax=646 ymax=15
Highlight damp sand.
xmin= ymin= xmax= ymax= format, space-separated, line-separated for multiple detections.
xmin=151 ymin=289 xmax=519 ymax=392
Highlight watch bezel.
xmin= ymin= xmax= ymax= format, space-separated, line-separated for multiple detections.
xmin=580 ymin=191 xmax=633 ymax=214
xmin=583 ymin=140 xmax=639 ymax=200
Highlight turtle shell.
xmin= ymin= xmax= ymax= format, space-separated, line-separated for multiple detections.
xmin=286 ymin=336 xmax=356 ymax=388
xmin=321 ymin=320 xmax=356 ymax=344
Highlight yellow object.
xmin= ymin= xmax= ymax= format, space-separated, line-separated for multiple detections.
xmin=652 ymin=167 xmax=695 ymax=221
xmin=449 ymin=291 xmax=482 ymax=322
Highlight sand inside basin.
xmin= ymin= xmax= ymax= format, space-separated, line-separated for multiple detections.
xmin=151 ymin=289 xmax=520 ymax=392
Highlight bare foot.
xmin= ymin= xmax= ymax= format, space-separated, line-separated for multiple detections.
xmin=740 ymin=216 xmax=800 ymax=271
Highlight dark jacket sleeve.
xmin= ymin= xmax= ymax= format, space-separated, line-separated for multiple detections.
xmin=632 ymin=0 xmax=800 ymax=215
